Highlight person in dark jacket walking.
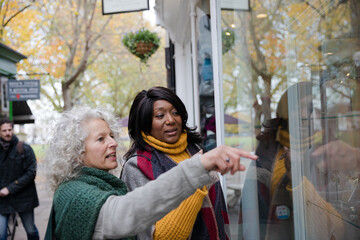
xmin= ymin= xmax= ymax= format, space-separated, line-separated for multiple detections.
xmin=0 ymin=118 xmax=39 ymax=240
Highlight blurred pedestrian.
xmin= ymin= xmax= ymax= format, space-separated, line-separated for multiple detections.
xmin=44 ymin=106 xmax=257 ymax=239
xmin=122 ymin=86 xmax=230 ymax=240
xmin=0 ymin=118 xmax=39 ymax=240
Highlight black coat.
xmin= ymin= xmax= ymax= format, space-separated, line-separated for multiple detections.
xmin=0 ymin=135 xmax=39 ymax=214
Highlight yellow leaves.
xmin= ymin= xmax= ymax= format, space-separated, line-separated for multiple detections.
xmin=4 ymin=0 xmax=167 ymax=112
xmin=2 ymin=1 xmax=43 ymax=49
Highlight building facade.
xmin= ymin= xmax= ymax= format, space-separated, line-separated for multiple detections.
xmin=0 ymin=43 xmax=34 ymax=124
xmin=155 ymin=0 xmax=360 ymax=239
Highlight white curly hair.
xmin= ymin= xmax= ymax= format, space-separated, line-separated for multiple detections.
xmin=45 ymin=106 xmax=121 ymax=191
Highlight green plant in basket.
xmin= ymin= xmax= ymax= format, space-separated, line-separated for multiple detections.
xmin=122 ymin=28 xmax=161 ymax=64
xmin=222 ymin=28 xmax=235 ymax=55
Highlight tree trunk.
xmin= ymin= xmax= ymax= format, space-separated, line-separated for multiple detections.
xmin=350 ymin=0 xmax=360 ymax=39
xmin=62 ymin=82 xmax=72 ymax=111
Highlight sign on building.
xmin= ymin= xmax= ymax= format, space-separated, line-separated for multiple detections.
xmin=102 ymin=0 xmax=149 ymax=15
xmin=8 ymin=80 xmax=40 ymax=101
xmin=221 ymin=0 xmax=250 ymax=11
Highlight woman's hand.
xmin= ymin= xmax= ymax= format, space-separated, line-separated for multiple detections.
xmin=0 ymin=187 xmax=9 ymax=197
xmin=200 ymin=145 xmax=258 ymax=175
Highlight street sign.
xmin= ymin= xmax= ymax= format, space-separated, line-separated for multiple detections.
xmin=102 ymin=0 xmax=149 ymax=15
xmin=8 ymin=80 xmax=40 ymax=101
xmin=221 ymin=0 xmax=250 ymax=11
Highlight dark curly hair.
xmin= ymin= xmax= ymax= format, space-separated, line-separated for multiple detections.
xmin=124 ymin=86 xmax=203 ymax=160
xmin=0 ymin=118 xmax=13 ymax=128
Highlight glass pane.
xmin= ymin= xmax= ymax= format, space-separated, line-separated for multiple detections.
xmin=197 ymin=1 xmax=217 ymax=152
xmin=217 ymin=0 xmax=360 ymax=239
xmin=1 ymin=77 xmax=9 ymax=111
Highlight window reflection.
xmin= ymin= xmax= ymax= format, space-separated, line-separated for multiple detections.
xmin=216 ymin=0 xmax=360 ymax=239
xmin=197 ymin=2 xmax=217 ymax=153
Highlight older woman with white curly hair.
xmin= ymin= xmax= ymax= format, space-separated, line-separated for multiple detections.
xmin=45 ymin=106 xmax=122 ymax=191
xmin=44 ymin=106 xmax=257 ymax=240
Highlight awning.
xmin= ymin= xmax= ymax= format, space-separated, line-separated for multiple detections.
xmin=12 ymin=101 xmax=35 ymax=124
xmin=154 ymin=0 xmax=191 ymax=45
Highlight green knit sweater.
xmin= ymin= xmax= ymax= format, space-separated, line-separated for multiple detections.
xmin=53 ymin=167 xmax=135 ymax=240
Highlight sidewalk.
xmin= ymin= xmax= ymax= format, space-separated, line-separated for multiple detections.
xmin=10 ymin=160 xmax=53 ymax=240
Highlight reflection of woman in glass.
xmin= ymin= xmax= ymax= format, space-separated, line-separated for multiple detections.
xmin=122 ymin=86 xmax=230 ymax=240
xmin=239 ymin=82 xmax=345 ymax=240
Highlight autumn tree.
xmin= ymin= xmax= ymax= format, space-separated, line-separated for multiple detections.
xmin=57 ymin=7 xmax=166 ymax=117
xmin=75 ymin=26 xmax=166 ymax=117
xmin=4 ymin=0 xmax=166 ymax=114
xmin=36 ymin=0 xmax=114 ymax=110
xmin=220 ymin=0 xmax=358 ymax=136
xmin=0 ymin=0 xmax=35 ymax=41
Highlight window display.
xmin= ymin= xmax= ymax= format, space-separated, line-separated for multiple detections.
xmin=206 ymin=0 xmax=360 ymax=238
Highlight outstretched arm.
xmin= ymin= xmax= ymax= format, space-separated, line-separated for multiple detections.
xmin=94 ymin=146 xmax=257 ymax=239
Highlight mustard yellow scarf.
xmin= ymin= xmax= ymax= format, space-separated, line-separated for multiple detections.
xmin=271 ymin=127 xmax=323 ymax=195
xmin=141 ymin=132 xmax=190 ymax=164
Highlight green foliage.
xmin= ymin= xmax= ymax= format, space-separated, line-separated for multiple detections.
xmin=122 ymin=28 xmax=160 ymax=63
xmin=222 ymin=28 xmax=235 ymax=54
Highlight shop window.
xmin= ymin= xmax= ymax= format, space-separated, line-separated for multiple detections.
xmin=214 ymin=0 xmax=360 ymax=239
xmin=196 ymin=1 xmax=217 ymax=152
xmin=0 ymin=76 xmax=9 ymax=113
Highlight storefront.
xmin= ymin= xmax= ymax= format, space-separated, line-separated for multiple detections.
xmin=0 ymin=43 xmax=34 ymax=124
xmin=155 ymin=0 xmax=359 ymax=239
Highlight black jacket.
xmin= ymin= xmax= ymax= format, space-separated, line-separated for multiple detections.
xmin=0 ymin=135 xmax=39 ymax=214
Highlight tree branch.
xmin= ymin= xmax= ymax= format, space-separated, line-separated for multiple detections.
xmin=65 ymin=0 xmax=81 ymax=72
xmin=87 ymin=49 xmax=103 ymax=66
xmin=4 ymin=4 xmax=31 ymax=27
xmin=65 ymin=0 xmax=111 ymax=88
xmin=90 ymin=14 xmax=112 ymax=46
xmin=305 ymin=0 xmax=325 ymax=18
xmin=40 ymin=88 xmax=62 ymax=111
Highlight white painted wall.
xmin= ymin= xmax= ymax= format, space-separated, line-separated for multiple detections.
xmin=174 ymin=41 xmax=197 ymax=129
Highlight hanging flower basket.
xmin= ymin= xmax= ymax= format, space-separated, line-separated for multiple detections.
xmin=135 ymin=42 xmax=155 ymax=55
xmin=122 ymin=28 xmax=160 ymax=64
xmin=222 ymin=28 xmax=235 ymax=55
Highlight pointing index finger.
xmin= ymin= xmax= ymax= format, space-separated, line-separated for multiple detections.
xmin=236 ymin=149 xmax=258 ymax=160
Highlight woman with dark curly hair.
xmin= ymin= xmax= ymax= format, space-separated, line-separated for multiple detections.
xmin=122 ymin=86 xmax=231 ymax=240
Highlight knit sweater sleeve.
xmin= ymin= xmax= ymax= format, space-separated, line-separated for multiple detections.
xmin=120 ymin=156 xmax=207 ymax=240
xmin=154 ymin=186 xmax=207 ymax=240
xmin=120 ymin=156 xmax=156 ymax=239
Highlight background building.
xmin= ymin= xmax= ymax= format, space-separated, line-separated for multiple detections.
xmin=154 ymin=0 xmax=360 ymax=239
xmin=0 ymin=43 xmax=34 ymax=125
